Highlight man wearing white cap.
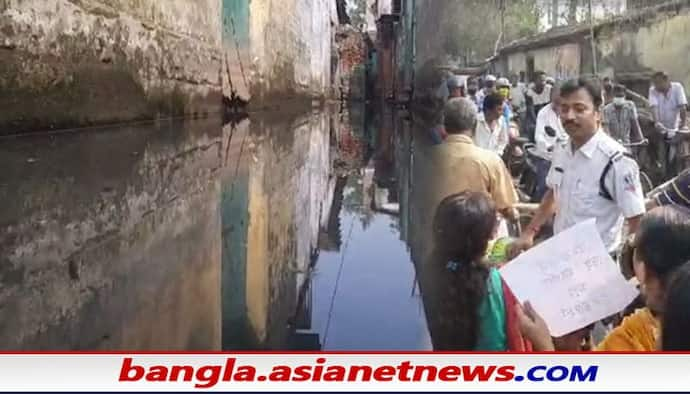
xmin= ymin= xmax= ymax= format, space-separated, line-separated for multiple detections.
xmin=477 ymin=74 xmax=497 ymax=110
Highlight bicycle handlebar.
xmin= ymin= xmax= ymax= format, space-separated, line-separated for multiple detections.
xmin=622 ymin=140 xmax=649 ymax=148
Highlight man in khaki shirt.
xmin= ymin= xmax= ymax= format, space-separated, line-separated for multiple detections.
xmin=429 ymin=98 xmax=519 ymax=221
xmin=415 ymin=98 xmax=519 ymax=333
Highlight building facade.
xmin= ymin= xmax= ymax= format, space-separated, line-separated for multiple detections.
xmin=222 ymin=0 xmax=338 ymax=107
xmin=0 ymin=0 xmax=342 ymax=134
xmin=493 ymin=0 xmax=690 ymax=95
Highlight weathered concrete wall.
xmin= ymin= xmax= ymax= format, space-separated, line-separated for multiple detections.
xmin=506 ymin=52 xmax=527 ymax=75
xmin=0 ymin=0 xmax=223 ymax=135
xmin=222 ymin=0 xmax=337 ymax=107
xmin=0 ymin=120 xmax=222 ymax=349
xmin=412 ymin=0 xmax=449 ymax=98
xmin=505 ymin=43 xmax=581 ymax=79
xmin=396 ymin=0 xmax=416 ymax=101
xmin=414 ymin=0 xmax=446 ymax=72
xmin=598 ymin=6 xmax=690 ymax=90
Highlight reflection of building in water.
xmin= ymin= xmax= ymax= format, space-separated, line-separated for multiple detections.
xmin=221 ymin=119 xmax=256 ymax=349
xmin=372 ymin=185 xmax=399 ymax=216
xmin=319 ymin=176 xmax=348 ymax=252
xmin=361 ymin=106 xmax=399 ymax=217
xmin=221 ymin=110 xmax=338 ymax=350
xmin=396 ymin=112 xmax=414 ymax=244
xmin=374 ymin=107 xmax=396 ymax=186
xmin=0 ymin=119 xmax=223 ymax=349
xmin=288 ymin=249 xmax=322 ymax=351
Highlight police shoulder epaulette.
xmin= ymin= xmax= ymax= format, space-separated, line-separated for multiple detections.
xmin=612 ymin=151 xmax=634 ymax=162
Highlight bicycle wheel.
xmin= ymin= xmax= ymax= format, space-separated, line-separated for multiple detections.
xmin=640 ymin=171 xmax=654 ymax=196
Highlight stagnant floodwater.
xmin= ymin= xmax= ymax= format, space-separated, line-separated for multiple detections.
xmin=0 ymin=104 xmax=445 ymax=350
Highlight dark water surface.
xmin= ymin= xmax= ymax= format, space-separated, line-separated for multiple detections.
xmin=0 ymin=105 xmax=435 ymax=350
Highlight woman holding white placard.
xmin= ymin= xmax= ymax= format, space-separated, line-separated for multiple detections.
xmin=519 ymin=206 xmax=690 ymax=351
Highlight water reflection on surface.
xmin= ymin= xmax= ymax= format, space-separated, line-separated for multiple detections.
xmin=309 ymin=186 xmax=431 ymax=350
xmin=1 ymin=104 xmax=437 ymax=350
xmin=221 ymin=106 xmax=431 ymax=350
xmin=0 ymin=119 xmax=223 ymax=349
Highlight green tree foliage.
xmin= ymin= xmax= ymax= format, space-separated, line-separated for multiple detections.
xmin=347 ymin=0 xmax=368 ymax=29
xmin=505 ymin=0 xmax=543 ymax=41
xmin=441 ymin=0 xmax=541 ymax=65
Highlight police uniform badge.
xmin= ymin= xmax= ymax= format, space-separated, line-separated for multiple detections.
xmin=623 ymin=172 xmax=637 ymax=193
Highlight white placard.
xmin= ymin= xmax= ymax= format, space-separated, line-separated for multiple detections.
xmin=500 ymin=219 xmax=639 ymax=337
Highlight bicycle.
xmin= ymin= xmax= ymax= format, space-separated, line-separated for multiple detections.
xmin=621 ymin=139 xmax=654 ymax=195
xmin=514 ymin=126 xmax=566 ymax=204
xmin=665 ymin=128 xmax=690 ymax=178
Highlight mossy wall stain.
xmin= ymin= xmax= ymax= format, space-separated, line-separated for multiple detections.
xmin=3 ymin=0 xmax=339 ymax=133
xmin=0 ymin=0 xmax=223 ymax=135
xmin=598 ymin=9 xmax=690 ymax=91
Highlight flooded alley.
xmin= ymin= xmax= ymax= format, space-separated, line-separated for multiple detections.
xmin=218 ymin=106 xmax=432 ymax=350
xmin=0 ymin=105 xmax=440 ymax=350
xmin=5 ymin=0 xmax=690 ymax=360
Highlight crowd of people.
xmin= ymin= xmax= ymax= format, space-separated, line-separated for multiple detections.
xmin=427 ymin=70 xmax=690 ymax=351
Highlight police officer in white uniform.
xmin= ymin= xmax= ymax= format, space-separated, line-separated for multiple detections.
xmin=512 ymin=78 xmax=646 ymax=255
